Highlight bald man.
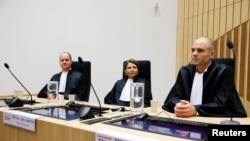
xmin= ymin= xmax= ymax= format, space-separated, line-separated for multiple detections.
xmin=163 ymin=37 xmax=247 ymax=117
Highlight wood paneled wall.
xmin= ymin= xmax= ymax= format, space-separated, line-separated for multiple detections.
xmin=176 ymin=0 xmax=249 ymax=101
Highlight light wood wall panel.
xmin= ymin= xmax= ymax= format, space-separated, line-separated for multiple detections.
xmin=214 ymin=9 xmax=220 ymax=39
xmin=193 ymin=16 xmax=198 ymax=38
xmin=239 ymin=24 xmax=247 ymax=97
xmin=226 ymin=4 xmax=234 ymax=31
xmin=209 ymin=0 xmax=215 ymax=11
xmin=177 ymin=0 xmax=250 ymax=103
xmin=183 ymin=21 xmax=189 ymax=63
xmin=233 ymin=2 xmax=241 ymax=27
xmin=215 ymin=0 xmax=220 ymax=9
xmin=247 ymin=2 xmax=250 ymax=100
xmin=188 ymin=0 xmax=194 ymax=18
xmin=193 ymin=0 xmax=199 ymax=16
xmin=197 ymin=15 xmax=203 ymax=36
xmin=203 ymin=0 xmax=209 ymax=13
xmin=198 ymin=0 xmax=204 ymax=14
xmin=203 ymin=13 xmax=209 ymax=36
xmin=208 ymin=11 xmax=214 ymax=38
xmin=241 ymin=0 xmax=249 ymax=22
xmin=220 ymin=7 xmax=227 ymax=35
xmin=227 ymin=0 xmax=234 ymax=5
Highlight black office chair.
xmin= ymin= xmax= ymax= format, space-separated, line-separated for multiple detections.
xmin=71 ymin=61 xmax=91 ymax=101
xmin=122 ymin=60 xmax=151 ymax=89
xmin=212 ymin=58 xmax=235 ymax=78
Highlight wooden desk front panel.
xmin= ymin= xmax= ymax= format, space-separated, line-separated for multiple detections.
xmin=0 ymin=112 xmax=95 ymax=141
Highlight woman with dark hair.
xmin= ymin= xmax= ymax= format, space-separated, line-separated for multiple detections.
xmin=104 ymin=59 xmax=153 ymax=107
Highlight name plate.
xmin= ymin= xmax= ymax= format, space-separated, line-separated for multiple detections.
xmin=96 ymin=129 xmax=162 ymax=141
xmin=3 ymin=110 xmax=43 ymax=132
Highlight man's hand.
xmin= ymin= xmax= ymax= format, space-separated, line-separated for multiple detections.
xmin=174 ymin=100 xmax=197 ymax=117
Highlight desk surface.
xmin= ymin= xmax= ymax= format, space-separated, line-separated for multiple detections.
xmin=1 ymin=96 xmax=250 ymax=141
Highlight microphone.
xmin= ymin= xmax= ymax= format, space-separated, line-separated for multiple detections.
xmin=4 ymin=63 xmax=33 ymax=105
xmin=220 ymin=40 xmax=240 ymax=125
xmin=226 ymin=39 xmax=236 ymax=61
xmin=78 ymin=57 xmax=102 ymax=117
xmin=226 ymin=39 xmax=236 ymax=78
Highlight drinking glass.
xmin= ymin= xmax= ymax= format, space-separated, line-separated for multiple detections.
xmin=47 ymin=81 xmax=58 ymax=103
xmin=130 ymin=82 xmax=144 ymax=115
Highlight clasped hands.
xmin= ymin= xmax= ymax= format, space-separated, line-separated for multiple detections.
xmin=174 ymin=100 xmax=197 ymax=117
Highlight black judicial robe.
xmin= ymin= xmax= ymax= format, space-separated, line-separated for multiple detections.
xmin=38 ymin=70 xmax=90 ymax=101
xmin=104 ymin=76 xmax=153 ymax=107
xmin=162 ymin=60 xmax=247 ymax=117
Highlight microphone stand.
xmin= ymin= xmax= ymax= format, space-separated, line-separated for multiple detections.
xmin=220 ymin=89 xmax=240 ymax=125
xmin=78 ymin=57 xmax=102 ymax=117
xmin=4 ymin=63 xmax=33 ymax=105
xmin=220 ymin=40 xmax=240 ymax=125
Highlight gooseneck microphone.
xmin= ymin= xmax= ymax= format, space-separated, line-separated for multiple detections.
xmin=226 ymin=39 xmax=236 ymax=79
xmin=220 ymin=40 xmax=240 ymax=125
xmin=227 ymin=40 xmax=235 ymax=57
xmin=4 ymin=63 xmax=33 ymax=105
xmin=78 ymin=57 xmax=102 ymax=117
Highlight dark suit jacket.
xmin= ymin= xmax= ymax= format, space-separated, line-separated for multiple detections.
xmin=104 ymin=76 xmax=153 ymax=107
xmin=162 ymin=60 xmax=247 ymax=117
xmin=37 ymin=69 xmax=90 ymax=101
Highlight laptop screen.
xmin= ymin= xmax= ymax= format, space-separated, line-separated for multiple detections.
xmin=0 ymin=100 xmax=8 ymax=107
xmin=105 ymin=116 xmax=208 ymax=141
xmin=24 ymin=106 xmax=79 ymax=120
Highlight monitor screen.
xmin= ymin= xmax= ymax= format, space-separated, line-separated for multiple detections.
xmin=105 ymin=116 xmax=208 ymax=141
xmin=0 ymin=99 xmax=8 ymax=107
xmin=24 ymin=106 xmax=79 ymax=120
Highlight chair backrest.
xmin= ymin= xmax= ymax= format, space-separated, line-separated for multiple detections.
xmin=71 ymin=61 xmax=91 ymax=101
xmin=212 ymin=58 xmax=235 ymax=78
xmin=122 ymin=60 xmax=151 ymax=89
